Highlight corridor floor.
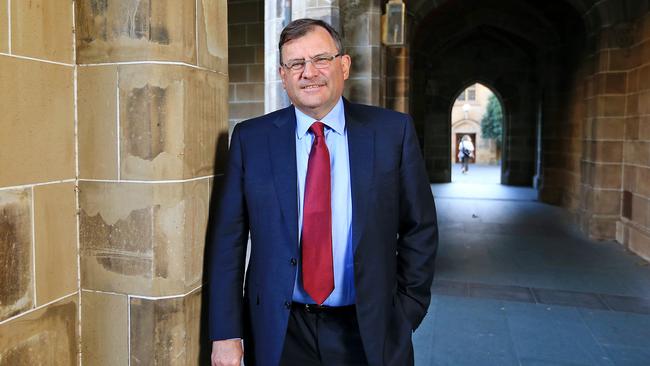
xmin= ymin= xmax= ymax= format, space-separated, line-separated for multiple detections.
xmin=414 ymin=168 xmax=650 ymax=365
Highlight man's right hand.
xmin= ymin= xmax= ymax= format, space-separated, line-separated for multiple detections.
xmin=211 ymin=339 xmax=243 ymax=366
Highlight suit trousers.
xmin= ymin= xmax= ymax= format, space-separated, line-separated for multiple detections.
xmin=279 ymin=303 xmax=369 ymax=366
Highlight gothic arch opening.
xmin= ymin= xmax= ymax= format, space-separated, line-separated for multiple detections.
xmin=409 ymin=0 xmax=586 ymax=188
xmin=450 ymin=82 xmax=504 ymax=183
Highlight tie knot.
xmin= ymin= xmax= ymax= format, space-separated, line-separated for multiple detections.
xmin=309 ymin=122 xmax=325 ymax=138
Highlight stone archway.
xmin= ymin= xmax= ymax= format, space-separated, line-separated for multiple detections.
xmin=407 ymin=0 xmax=586 ymax=186
xmin=449 ymin=83 xmax=504 ymax=170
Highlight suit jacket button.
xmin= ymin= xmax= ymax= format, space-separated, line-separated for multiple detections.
xmin=284 ymin=301 xmax=291 ymax=309
xmin=290 ymin=258 xmax=297 ymax=266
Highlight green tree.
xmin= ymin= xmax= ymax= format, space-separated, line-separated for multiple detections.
xmin=481 ymin=94 xmax=503 ymax=146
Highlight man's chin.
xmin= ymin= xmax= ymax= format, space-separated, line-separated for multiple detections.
xmin=296 ymin=97 xmax=326 ymax=110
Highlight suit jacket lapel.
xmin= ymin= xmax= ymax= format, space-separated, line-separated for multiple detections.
xmin=345 ymin=99 xmax=374 ymax=254
xmin=269 ymin=106 xmax=299 ymax=250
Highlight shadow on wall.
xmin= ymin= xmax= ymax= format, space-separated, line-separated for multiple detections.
xmin=200 ymin=131 xmax=230 ymax=363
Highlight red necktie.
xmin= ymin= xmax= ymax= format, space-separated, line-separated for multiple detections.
xmin=302 ymin=122 xmax=334 ymax=305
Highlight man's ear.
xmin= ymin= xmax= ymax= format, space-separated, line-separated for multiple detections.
xmin=279 ymin=66 xmax=287 ymax=89
xmin=341 ymin=54 xmax=351 ymax=80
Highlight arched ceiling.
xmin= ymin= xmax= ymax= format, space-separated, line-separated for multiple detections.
xmin=406 ymin=0 xmax=650 ymax=37
xmin=408 ymin=0 xmax=598 ymax=18
xmin=410 ymin=0 xmax=586 ymax=54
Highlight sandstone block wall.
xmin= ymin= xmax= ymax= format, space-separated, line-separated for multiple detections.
xmin=228 ymin=0 xmax=264 ymax=128
xmin=75 ymin=0 xmax=227 ymax=364
xmin=616 ymin=15 xmax=650 ymax=260
xmin=341 ymin=0 xmax=382 ymax=106
xmin=1 ymin=0 xmax=228 ymax=364
xmin=0 ymin=1 xmax=79 ymax=364
xmin=543 ymin=10 xmax=650 ymax=260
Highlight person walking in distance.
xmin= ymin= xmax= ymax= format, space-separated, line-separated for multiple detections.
xmin=458 ymin=134 xmax=475 ymax=174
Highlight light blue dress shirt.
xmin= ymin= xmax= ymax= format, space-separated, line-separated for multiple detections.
xmin=292 ymin=98 xmax=355 ymax=306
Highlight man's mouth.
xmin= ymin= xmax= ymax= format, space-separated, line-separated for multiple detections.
xmin=301 ymin=83 xmax=325 ymax=90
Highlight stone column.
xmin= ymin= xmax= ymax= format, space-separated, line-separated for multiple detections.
xmin=229 ymin=0 xmax=265 ymax=130
xmin=385 ymin=46 xmax=410 ymax=112
xmin=619 ymin=18 xmax=650 ymax=260
xmin=340 ymin=0 xmax=381 ymax=106
xmin=265 ymin=0 xmax=292 ymax=113
xmin=0 ymin=1 xmax=79 ymax=364
xmin=75 ymin=1 xmax=228 ymax=364
xmin=578 ymin=34 xmax=626 ymax=241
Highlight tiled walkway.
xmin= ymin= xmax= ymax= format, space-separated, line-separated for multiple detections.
xmin=415 ymin=167 xmax=650 ymax=365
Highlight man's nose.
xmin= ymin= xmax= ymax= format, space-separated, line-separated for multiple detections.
xmin=301 ymin=61 xmax=318 ymax=78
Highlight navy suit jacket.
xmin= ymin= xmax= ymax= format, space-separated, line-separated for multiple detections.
xmin=208 ymin=99 xmax=438 ymax=366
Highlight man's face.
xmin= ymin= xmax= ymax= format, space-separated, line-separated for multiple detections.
xmin=279 ymin=26 xmax=351 ymax=120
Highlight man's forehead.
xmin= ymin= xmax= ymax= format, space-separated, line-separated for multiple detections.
xmin=282 ymin=28 xmax=337 ymax=56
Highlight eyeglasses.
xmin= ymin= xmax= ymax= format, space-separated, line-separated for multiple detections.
xmin=281 ymin=53 xmax=341 ymax=71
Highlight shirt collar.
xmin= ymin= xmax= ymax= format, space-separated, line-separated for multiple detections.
xmin=295 ymin=97 xmax=345 ymax=139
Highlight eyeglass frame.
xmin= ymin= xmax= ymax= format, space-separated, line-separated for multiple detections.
xmin=280 ymin=53 xmax=342 ymax=71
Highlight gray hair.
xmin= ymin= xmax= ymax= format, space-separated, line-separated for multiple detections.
xmin=278 ymin=18 xmax=343 ymax=64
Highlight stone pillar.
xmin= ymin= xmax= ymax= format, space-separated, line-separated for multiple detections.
xmin=340 ymin=0 xmax=381 ymax=106
xmin=75 ymin=1 xmax=228 ymax=364
xmin=229 ymin=0 xmax=265 ymax=130
xmin=0 ymin=1 xmax=79 ymax=364
xmin=578 ymin=34 xmax=625 ymax=240
xmin=265 ymin=0 xmax=291 ymax=113
xmin=615 ymin=17 xmax=650 ymax=259
xmin=385 ymin=46 xmax=410 ymax=112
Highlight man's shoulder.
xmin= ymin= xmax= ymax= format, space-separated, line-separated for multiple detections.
xmin=234 ymin=106 xmax=293 ymax=134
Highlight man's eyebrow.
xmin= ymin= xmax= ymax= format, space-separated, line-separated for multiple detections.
xmin=286 ymin=52 xmax=336 ymax=62
xmin=311 ymin=52 xmax=332 ymax=58
xmin=286 ymin=57 xmax=306 ymax=63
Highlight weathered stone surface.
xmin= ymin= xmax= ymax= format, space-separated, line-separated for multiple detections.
xmin=588 ymin=140 xmax=623 ymax=163
xmin=11 ymin=0 xmax=74 ymax=63
xmin=0 ymin=189 xmax=33 ymax=322
xmin=592 ymin=189 xmax=621 ymax=215
xmin=229 ymin=45 xmax=256 ymax=64
xmin=0 ymin=295 xmax=77 ymax=366
xmin=79 ymin=180 xmax=209 ymax=296
xmin=130 ymin=289 xmax=204 ymax=365
xmin=198 ymin=0 xmax=228 ymax=73
xmin=229 ymin=102 xmax=264 ymax=120
xmin=628 ymin=224 xmax=650 ymax=261
xmin=81 ymin=291 xmax=128 ymax=366
xmin=596 ymin=95 xmax=626 ymax=117
xmin=78 ymin=65 xmax=119 ymax=180
xmin=587 ymin=215 xmax=617 ymax=240
xmin=591 ymin=118 xmax=625 ymax=140
xmin=118 ymin=64 xmax=228 ymax=180
xmin=0 ymin=56 xmax=74 ymax=187
xmin=0 ymin=1 xmax=7 ymax=53
xmin=591 ymin=163 xmax=622 ymax=189
xmin=34 ymin=183 xmax=78 ymax=306
xmin=347 ymin=46 xmax=380 ymax=77
xmin=75 ymin=0 xmax=196 ymax=64
xmin=344 ymin=78 xmax=380 ymax=105
xmin=235 ymin=83 xmax=264 ymax=101
xmin=228 ymin=1 xmax=263 ymax=24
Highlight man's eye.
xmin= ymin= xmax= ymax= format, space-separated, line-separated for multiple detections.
xmin=289 ymin=61 xmax=305 ymax=68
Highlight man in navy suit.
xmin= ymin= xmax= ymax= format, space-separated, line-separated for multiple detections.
xmin=209 ymin=18 xmax=438 ymax=366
